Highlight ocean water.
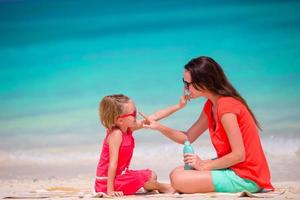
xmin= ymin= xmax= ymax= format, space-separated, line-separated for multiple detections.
xmin=0 ymin=0 xmax=300 ymax=180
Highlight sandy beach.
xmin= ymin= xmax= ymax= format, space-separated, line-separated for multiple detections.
xmin=0 ymin=175 xmax=299 ymax=199
xmin=1 ymin=140 xmax=299 ymax=199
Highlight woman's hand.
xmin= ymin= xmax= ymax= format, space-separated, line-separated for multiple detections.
xmin=107 ymin=190 xmax=124 ymax=197
xmin=144 ymin=119 xmax=161 ymax=130
xmin=184 ymin=154 xmax=211 ymax=171
xmin=139 ymin=112 xmax=161 ymax=130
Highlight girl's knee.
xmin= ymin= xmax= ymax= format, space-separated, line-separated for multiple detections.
xmin=150 ymin=171 xmax=157 ymax=181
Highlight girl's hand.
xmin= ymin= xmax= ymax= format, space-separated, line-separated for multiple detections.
xmin=184 ymin=154 xmax=211 ymax=171
xmin=107 ymin=191 xmax=124 ymax=197
xmin=179 ymin=95 xmax=189 ymax=108
xmin=179 ymin=88 xmax=190 ymax=108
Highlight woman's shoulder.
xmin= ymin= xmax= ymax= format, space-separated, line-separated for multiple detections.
xmin=218 ymin=96 xmax=243 ymax=106
xmin=217 ymin=96 xmax=243 ymax=116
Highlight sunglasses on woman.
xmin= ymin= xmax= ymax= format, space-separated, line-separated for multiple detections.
xmin=182 ymin=78 xmax=193 ymax=89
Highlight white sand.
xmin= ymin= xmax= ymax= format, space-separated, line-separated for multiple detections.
xmin=0 ymin=175 xmax=299 ymax=199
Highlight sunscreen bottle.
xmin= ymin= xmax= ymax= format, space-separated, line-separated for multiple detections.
xmin=183 ymin=141 xmax=194 ymax=170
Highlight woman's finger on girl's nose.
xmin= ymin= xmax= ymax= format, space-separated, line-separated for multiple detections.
xmin=138 ymin=112 xmax=150 ymax=121
xmin=141 ymin=119 xmax=150 ymax=125
xmin=142 ymin=123 xmax=150 ymax=129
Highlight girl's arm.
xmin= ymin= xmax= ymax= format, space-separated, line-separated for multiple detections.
xmin=148 ymin=95 xmax=188 ymax=121
xmin=185 ymin=113 xmax=245 ymax=170
xmin=132 ymin=95 xmax=188 ymax=131
xmin=106 ymin=129 xmax=124 ymax=197
xmin=150 ymin=88 xmax=190 ymax=121
xmin=143 ymin=110 xmax=208 ymax=144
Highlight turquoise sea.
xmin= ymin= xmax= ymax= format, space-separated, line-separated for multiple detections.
xmin=0 ymin=0 xmax=299 ymax=180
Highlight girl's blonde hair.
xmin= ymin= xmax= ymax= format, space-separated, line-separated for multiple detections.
xmin=99 ymin=94 xmax=130 ymax=130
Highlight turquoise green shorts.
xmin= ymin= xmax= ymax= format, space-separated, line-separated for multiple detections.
xmin=211 ymin=169 xmax=260 ymax=193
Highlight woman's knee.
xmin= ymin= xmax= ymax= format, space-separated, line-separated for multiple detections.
xmin=170 ymin=170 xmax=215 ymax=193
xmin=169 ymin=166 xmax=183 ymax=180
xmin=170 ymin=173 xmax=184 ymax=192
xmin=169 ymin=167 xmax=184 ymax=191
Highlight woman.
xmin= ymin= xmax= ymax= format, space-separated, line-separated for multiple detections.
xmin=143 ymin=56 xmax=273 ymax=193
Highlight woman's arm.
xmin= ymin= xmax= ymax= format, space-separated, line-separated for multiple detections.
xmin=208 ymin=113 xmax=245 ymax=169
xmin=186 ymin=111 xmax=208 ymax=143
xmin=106 ymin=130 xmax=124 ymax=197
xmin=186 ymin=113 xmax=245 ymax=170
xmin=153 ymin=123 xmax=188 ymax=144
xmin=143 ymin=110 xmax=208 ymax=144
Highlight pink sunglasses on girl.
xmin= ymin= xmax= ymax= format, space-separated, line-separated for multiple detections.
xmin=117 ymin=110 xmax=137 ymax=119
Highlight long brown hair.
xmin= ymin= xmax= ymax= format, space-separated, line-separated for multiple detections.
xmin=184 ymin=56 xmax=261 ymax=130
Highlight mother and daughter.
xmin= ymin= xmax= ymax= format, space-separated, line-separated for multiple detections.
xmin=94 ymin=56 xmax=273 ymax=197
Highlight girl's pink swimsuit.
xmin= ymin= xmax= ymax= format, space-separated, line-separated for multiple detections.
xmin=95 ymin=128 xmax=152 ymax=195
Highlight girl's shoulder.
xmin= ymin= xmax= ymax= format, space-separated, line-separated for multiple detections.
xmin=106 ymin=128 xmax=123 ymax=145
xmin=109 ymin=128 xmax=123 ymax=135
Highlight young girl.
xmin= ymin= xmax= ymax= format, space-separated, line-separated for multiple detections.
xmin=143 ymin=56 xmax=274 ymax=193
xmin=95 ymin=94 xmax=187 ymax=197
